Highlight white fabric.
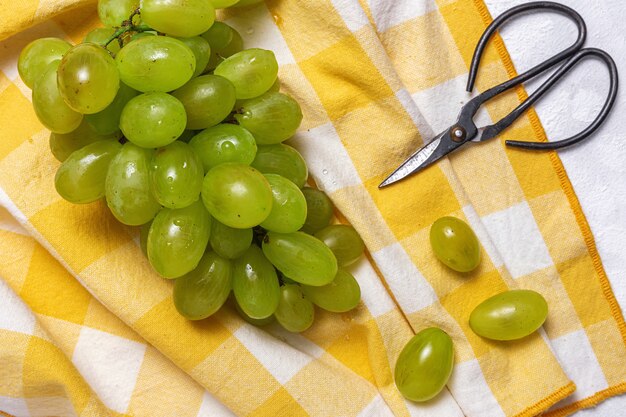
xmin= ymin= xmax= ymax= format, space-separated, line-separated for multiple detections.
xmin=484 ymin=1 xmax=626 ymax=415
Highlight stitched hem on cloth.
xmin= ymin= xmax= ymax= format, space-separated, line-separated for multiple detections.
xmin=472 ymin=0 xmax=626 ymax=415
xmin=543 ymin=383 xmax=626 ymax=417
xmin=513 ymin=382 xmax=575 ymax=417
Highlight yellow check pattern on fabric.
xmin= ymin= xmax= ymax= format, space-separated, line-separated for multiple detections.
xmin=0 ymin=0 xmax=625 ymax=416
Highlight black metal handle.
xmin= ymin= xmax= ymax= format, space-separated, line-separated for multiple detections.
xmin=505 ymin=48 xmax=619 ymax=150
xmin=466 ymin=1 xmax=586 ymax=95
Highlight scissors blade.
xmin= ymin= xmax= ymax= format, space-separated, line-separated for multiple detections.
xmin=379 ymin=128 xmax=465 ymax=188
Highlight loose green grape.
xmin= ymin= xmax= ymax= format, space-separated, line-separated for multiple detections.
xmin=120 ymin=92 xmax=187 ymax=148
xmin=232 ymin=245 xmax=280 ymax=319
xmin=83 ymin=27 xmax=120 ymax=55
xmin=469 ymin=290 xmax=548 ymax=341
xmin=147 ymin=200 xmax=212 ymax=278
xmin=18 ymin=38 xmax=71 ymax=88
xmin=262 ymin=231 xmax=337 ymax=286
xmin=395 ymin=328 xmax=454 ymax=402
xmin=140 ymin=220 xmax=152 ymax=256
xmin=251 ymin=144 xmax=308 ymax=188
xmin=234 ymin=296 xmax=275 ymax=326
xmin=32 ymin=61 xmax=83 ymax=134
xmin=173 ymin=251 xmax=232 ymax=320
xmin=300 ymin=188 xmax=334 ymax=234
xmin=105 ymin=143 xmax=160 ymax=226
xmin=55 ymin=140 xmax=122 ymax=204
xmin=274 ymin=284 xmax=314 ymax=333
xmin=98 ymin=0 xmax=139 ymax=27
xmin=214 ymin=49 xmax=278 ymax=100
xmin=85 ymin=82 xmax=138 ymax=135
xmin=150 ymin=141 xmax=203 ymax=209
xmin=49 ymin=119 xmax=119 ymax=162
xmin=211 ymin=0 xmax=239 ymax=8
xmin=189 ymin=124 xmax=257 ymax=172
xmin=430 ymin=216 xmax=480 ymax=272
xmin=171 ymin=75 xmax=236 ymax=130
xmin=301 ymin=269 xmax=361 ymax=313
xmin=260 ymin=174 xmax=307 ymax=233
xmin=201 ymin=22 xmax=244 ymax=71
xmin=210 ymin=220 xmax=252 ymax=259
xmin=57 ymin=43 xmax=119 ymax=114
xmin=314 ymin=225 xmax=365 ymax=267
xmin=141 ymin=0 xmax=215 ymax=37
xmin=115 ymin=36 xmax=195 ymax=92
xmin=201 ymin=163 xmax=273 ymax=228
xmin=176 ymin=36 xmax=211 ymax=78
xmin=235 ymin=92 xmax=303 ymax=144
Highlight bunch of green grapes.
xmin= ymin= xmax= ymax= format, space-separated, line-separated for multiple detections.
xmin=19 ymin=0 xmax=365 ymax=333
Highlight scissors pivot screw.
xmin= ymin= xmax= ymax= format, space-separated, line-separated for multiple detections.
xmin=450 ymin=126 xmax=466 ymax=142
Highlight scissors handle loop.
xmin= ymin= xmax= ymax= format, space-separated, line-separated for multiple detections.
xmin=463 ymin=1 xmax=619 ymax=151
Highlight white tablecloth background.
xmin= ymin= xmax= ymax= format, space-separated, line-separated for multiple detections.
xmin=483 ymin=1 xmax=626 ymax=415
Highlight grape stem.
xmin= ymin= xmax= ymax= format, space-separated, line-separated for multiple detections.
xmin=101 ymin=8 xmax=154 ymax=48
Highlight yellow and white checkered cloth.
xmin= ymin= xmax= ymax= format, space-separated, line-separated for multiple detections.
xmin=1 ymin=0 xmax=625 ymax=416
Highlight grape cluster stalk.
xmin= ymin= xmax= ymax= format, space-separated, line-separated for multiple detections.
xmin=19 ymin=0 xmax=367 ymax=334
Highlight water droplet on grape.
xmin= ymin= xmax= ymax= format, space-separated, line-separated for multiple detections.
xmin=322 ymin=169 xmax=328 ymax=175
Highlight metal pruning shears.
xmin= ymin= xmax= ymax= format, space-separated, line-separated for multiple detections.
xmin=379 ymin=1 xmax=619 ymax=188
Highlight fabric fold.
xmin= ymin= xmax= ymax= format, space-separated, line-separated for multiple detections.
xmin=1 ymin=0 xmax=625 ymax=416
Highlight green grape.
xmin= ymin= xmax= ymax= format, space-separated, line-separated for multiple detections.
xmin=300 ymin=188 xmax=334 ymax=234
xmin=85 ymin=82 xmax=138 ymax=135
xmin=211 ymin=0 xmax=239 ymax=8
xmin=55 ymin=140 xmax=122 ymax=204
xmin=210 ymin=220 xmax=252 ymax=259
xmin=189 ymin=124 xmax=257 ymax=172
xmin=150 ymin=141 xmax=203 ymax=209
xmin=234 ymin=296 xmax=275 ymax=326
xmin=57 ymin=43 xmax=120 ymax=114
xmin=83 ymin=27 xmax=120 ymax=55
xmin=430 ymin=216 xmax=480 ymax=272
xmin=18 ymin=38 xmax=71 ymax=88
xmin=214 ymin=49 xmax=278 ymax=99
xmin=233 ymin=77 xmax=281 ymax=110
xmin=98 ymin=0 xmax=138 ymax=27
xmin=49 ymin=119 xmax=119 ymax=162
xmin=141 ymin=0 xmax=215 ymax=37
xmin=177 ymin=130 xmax=196 ymax=143
xmin=147 ymin=200 xmax=212 ymax=278
xmin=262 ymin=231 xmax=337 ymax=286
xmin=232 ymin=245 xmax=280 ymax=319
xmin=32 ymin=61 xmax=83 ymax=134
xmin=201 ymin=163 xmax=273 ymax=228
xmin=130 ymin=32 xmax=157 ymax=42
xmin=314 ymin=225 xmax=365 ymax=267
xmin=173 ymin=251 xmax=232 ymax=320
xmin=171 ymin=75 xmax=236 ymax=130
xmin=201 ymin=22 xmax=243 ymax=71
xmin=105 ymin=142 xmax=160 ymax=225
xmin=120 ymin=92 xmax=187 ymax=148
xmin=260 ymin=174 xmax=307 ymax=233
xmin=231 ymin=0 xmax=265 ymax=7
xmin=251 ymin=144 xmax=307 ymax=188
xmin=469 ymin=290 xmax=548 ymax=341
xmin=176 ymin=36 xmax=211 ymax=78
xmin=115 ymin=36 xmax=195 ymax=92
xmin=301 ymin=269 xmax=360 ymax=313
xmin=274 ymin=284 xmax=314 ymax=333
xmin=140 ymin=220 xmax=152 ymax=256
xmin=235 ymin=92 xmax=303 ymax=144
xmin=395 ymin=328 xmax=454 ymax=402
